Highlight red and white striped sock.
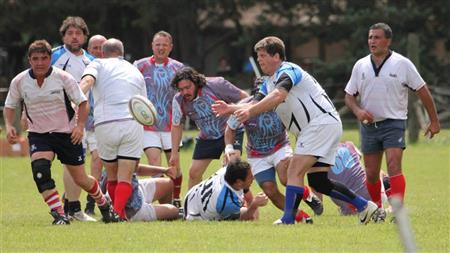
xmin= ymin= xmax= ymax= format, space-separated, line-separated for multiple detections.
xmin=302 ymin=185 xmax=311 ymax=201
xmin=44 ymin=191 xmax=64 ymax=216
xmin=87 ymin=179 xmax=107 ymax=207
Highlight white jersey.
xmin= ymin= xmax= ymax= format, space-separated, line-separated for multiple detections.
xmin=345 ymin=51 xmax=425 ymax=122
xmin=52 ymin=45 xmax=94 ymax=82
xmin=185 ymin=168 xmax=244 ymax=221
xmin=259 ymin=61 xmax=340 ymax=136
xmin=4 ymin=67 xmax=87 ymax=133
xmin=82 ymin=58 xmax=147 ymax=125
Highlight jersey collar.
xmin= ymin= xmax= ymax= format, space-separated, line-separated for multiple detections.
xmin=29 ymin=67 xmax=53 ymax=79
xmin=150 ymin=55 xmax=169 ymax=66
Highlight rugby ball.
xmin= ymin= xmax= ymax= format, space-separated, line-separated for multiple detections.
xmin=128 ymin=95 xmax=157 ymax=126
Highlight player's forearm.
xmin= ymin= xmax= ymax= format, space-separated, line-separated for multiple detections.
xmin=344 ymin=93 xmax=362 ymax=115
xmin=76 ymin=101 xmax=88 ymax=128
xmin=248 ymin=88 xmax=285 ymax=117
xmin=3 ymin=107 xmax=16 ymax=129
xmin=224 ymin=126 xmax=236 ymax=146
xmin=416 ymin=85 xmax=439 ymax=123
xmin=136 ymin=164 xmax=168 ymax=177
xmin=171 ymin=124 xmax=183 ymax=155
xmin=80 ymin=75 xmax=95 ymax=94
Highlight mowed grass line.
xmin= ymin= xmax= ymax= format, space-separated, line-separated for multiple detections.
xmin=1 ymin=130 xmax=449 ymax=252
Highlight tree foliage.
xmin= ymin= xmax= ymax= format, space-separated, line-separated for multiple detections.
xmin=1 ymin=0 xmax=448 ymax=89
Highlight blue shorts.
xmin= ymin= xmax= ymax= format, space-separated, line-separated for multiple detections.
xmin=28 ymin=132 xmax=85 ymax=165
xmin=360 ymin=119 xmax=406 ymax=154
xmin=192 ymin=131 xmax=244 ymax=160
xmin=254 ymin=167 xmax=276 ymax=185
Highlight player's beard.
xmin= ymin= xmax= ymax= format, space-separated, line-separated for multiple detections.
xmin=66 ymin=44 xmax=82 ymax=54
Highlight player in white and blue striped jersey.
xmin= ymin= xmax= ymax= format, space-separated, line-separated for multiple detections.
xmin=184 ymin=159 xmax=268 ymax=221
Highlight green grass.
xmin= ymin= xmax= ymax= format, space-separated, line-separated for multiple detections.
xmin=1 ymin=130 xmax=449 ymax=252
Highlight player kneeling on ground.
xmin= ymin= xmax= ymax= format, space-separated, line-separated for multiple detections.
xmin=100 ymin=164 xmax=180 ymax=221
xmin=184 ymin=159 xmax=268 ymax=221
xmin=3 ymin=40 xmax=118 ymax=225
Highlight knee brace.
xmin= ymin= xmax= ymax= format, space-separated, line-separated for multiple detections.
xmin=307 ymin=172 xmax=332 ymax=195
xmin=31 ymin=159 xmax=55 ymax=193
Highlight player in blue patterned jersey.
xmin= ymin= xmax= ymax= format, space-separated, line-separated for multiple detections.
xmin=133 ymin=31 xmax=184 ymax=206
xmin=184 ymin=159 xmax=268 ymax=221
xmin=170 ymin=67 xmax=248 ymax=190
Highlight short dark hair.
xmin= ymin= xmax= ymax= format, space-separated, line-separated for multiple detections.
xmin=59 ymin=16 xmax=89 ymax=37
xmin=171 ymin=66 xmax=206 ymax=90
xmin=224 ymin=159 xmax=251 ymax=185
xmin=153 ymin=30 xmax=173 ymax=43
xmin=369 ymin=23 xmax=393 ymax=39
xmin=28 ymin=40 xmax=52 ymax=57
xmin=254 ymin=36 xmax=286 ymax=60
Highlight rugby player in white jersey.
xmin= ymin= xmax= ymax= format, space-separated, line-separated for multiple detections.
xmin=3 ymin=40 xmax=119 ymax=225
xmin=225 ymin=94 xmax=322 ymax=223
xmin=80 ymin=38 xmax=147 ymax=220
xmin=214 ymin=36 xmax=378 ymax=225
xmin=345 ymin=23 xmax=440 ymax=222
xmin=184 ymin=159 xmax=268 ymax=221
xmin=51 ymin=16 xmax=96 ymax=221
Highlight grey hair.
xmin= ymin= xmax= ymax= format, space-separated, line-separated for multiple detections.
xmin=369 ymin=23 xmax=393 ymax=39
xmin=102 ymin=38 xmax=124 ymax=56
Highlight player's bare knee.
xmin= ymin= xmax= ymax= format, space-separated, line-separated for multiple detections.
xmin=31 ymin=159 xmax=55 ymax=193
xmin=261 ymin=182 xmax=278 ymax=198
xmin=189 ymin=168 xmax=203 ymax=180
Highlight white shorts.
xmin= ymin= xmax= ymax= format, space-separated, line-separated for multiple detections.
xmin=83 ymin=130 xmax=98 ymax=153
xmin=95 ymin=120 xmax=144 ymax=161
xmin=248 ymin=145 xmax=292 ymax=176
xmin=143 ymin=131 xmax=173 ymax=151
xmin=130 ymin=178 xmax=157 ymax=221
xmin=295 ymin=123 xmax=342 ymax=165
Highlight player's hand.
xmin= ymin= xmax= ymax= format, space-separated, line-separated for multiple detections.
xmin=70 ymin=125 xmax=84 ymax=145
xmin=6 ymin=126 xmax=19 ymax=144
xmin=212 ymin=100 xmax=230 ymax=117
xmin=356 ymin=109 xmax=374 ymax=124
xmin=169 ymin=154 xmax=181 ymax=174
xmin=165 ymin=166 xmax=177 ymax=179
xmin=253 ymin=192 xmax=269 ymax=207
xmin=424 ymin=120 xmax=440 ymax=139
xmin=234 ymin=108 xmax=251 ymax=123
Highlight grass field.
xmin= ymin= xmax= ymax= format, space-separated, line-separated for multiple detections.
xmin=1 ymin=129 xmax=449 ymax=252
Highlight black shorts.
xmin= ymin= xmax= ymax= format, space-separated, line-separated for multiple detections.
xmin=192 ymin=131 xmax=244 ymax=160
xmin=28 ymin=132 xmax=85 ymax=165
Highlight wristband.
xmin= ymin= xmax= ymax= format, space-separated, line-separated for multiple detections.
xmin=225 ymin=144 xmax=234 ymax=155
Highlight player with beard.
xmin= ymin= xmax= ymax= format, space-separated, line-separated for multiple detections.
xmin=170 ymin=67 xmax=248 ymax=190
xmin=51 ymin=16 xmax=96 ymax=222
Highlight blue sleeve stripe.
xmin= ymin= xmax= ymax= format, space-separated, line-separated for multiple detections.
xmin=51 ymin=46 xmax=66 ymax=65
xmin=85 ymin=51 xmax=95 ymax=61
xmin=277 ymin=63 xmax=303 ymax=86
